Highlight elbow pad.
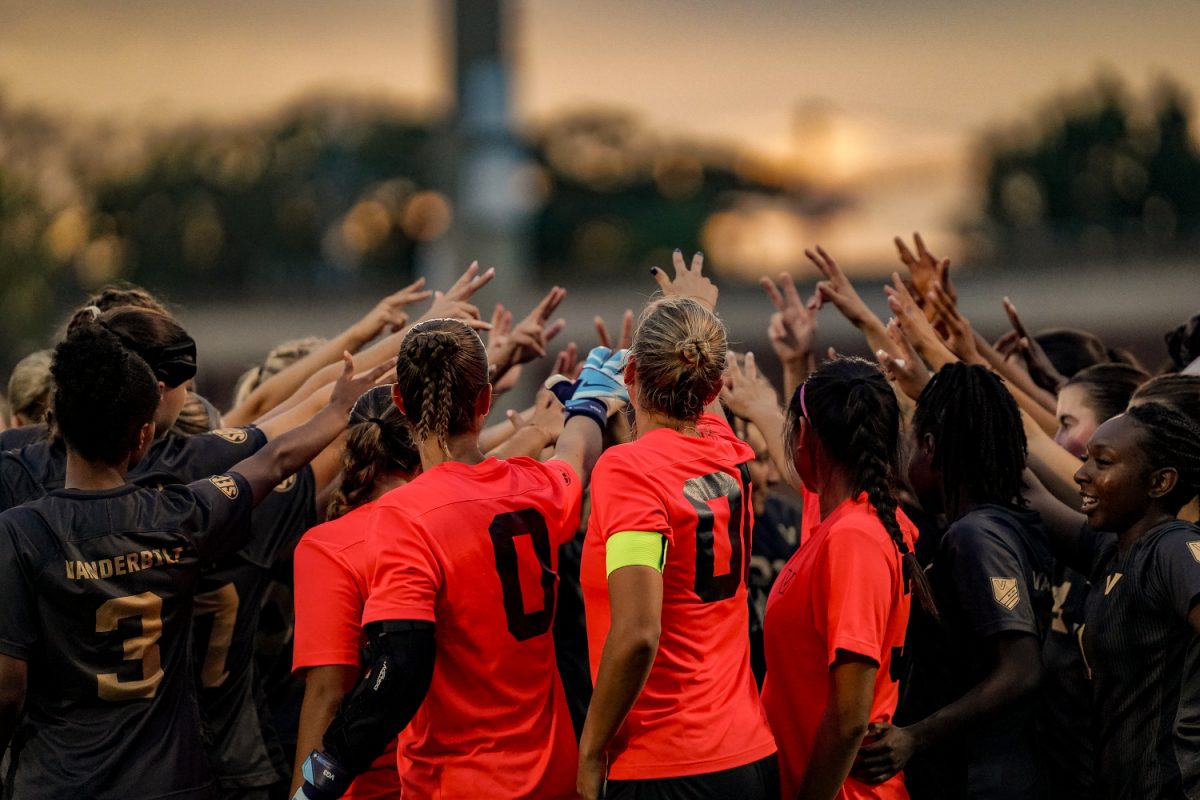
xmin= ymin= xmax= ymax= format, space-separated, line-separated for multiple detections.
xmin=320 ymin=620 xmax=436 ymax=777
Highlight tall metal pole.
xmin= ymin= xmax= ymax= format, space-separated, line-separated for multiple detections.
xmin=419 ymin=0 xmax=534 ymax=296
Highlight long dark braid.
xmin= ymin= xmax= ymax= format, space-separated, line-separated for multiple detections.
xmin=327 ymin=386 xmax=420 ymax=519
xmin=1126 ymin=402 xmax=1200 ymax=512
xmin=788 ymin=358 xmax=939 ymax=619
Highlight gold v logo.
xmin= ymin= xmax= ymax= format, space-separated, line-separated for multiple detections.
xmin=1104 ymin=573 xmax=1123 ymax=595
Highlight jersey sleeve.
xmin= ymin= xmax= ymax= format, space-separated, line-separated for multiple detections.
xmin=945 ymin=517 xmax=1041 ymax=638
xmin=1148 ymin=526 xmax=1200 ymax=621
xmin=0 ymin=453 xmax=41 ymax=513
xmin=293 ymin=536 xmax=365 ymax=670
xmin=0 ymin=517 xmax=37 ymax=660
xmin=813 ymin=521 xmax=898 ymax=666
xmin=588 ymin=451 xmax=671 ymax=545
xmin=362 ymin=506 xmax=443 ymax=625
xmin=153 ymin=426 xmax=267 ymax=479
xmin=177 ymin=471 xmax=256 ymax=561
xmin=538 ymin=459 xmax=584 ymax=544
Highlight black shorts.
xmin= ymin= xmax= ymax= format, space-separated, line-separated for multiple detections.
xmin=604 ymin=754 xmax=779 ymax=800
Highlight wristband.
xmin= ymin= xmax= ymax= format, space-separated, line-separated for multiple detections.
xmin=292 ymin=750 xmax=351 ymax=800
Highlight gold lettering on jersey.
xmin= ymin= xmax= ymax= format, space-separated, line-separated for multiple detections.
xmin=209 ymin=474 xmax=239 ymax=500
xmin=1188 ymin=541 xmax=1200 ymax=564
xmin=211 ymin=428 xmax=249 ymax=444
xmin=991 ymin=577 xmax=1020 ymax=610
xmin=274 ymin=474 xmax=297 ymax=493
xmin=64 ymin=546 xmax=185 ymax=581
xmin=1104 ymin=573 xmax=1123 ymax=595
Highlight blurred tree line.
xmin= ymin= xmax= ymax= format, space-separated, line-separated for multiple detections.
xmin=972 ymin=74 xmax=1200 ymax=263
xmin=0 ymin=93 xmax=794 ymax=371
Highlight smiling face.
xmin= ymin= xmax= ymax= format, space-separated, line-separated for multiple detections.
xmin=1074 ymin=414 xmax=1156 ymax=533
xmin=1056 ymin=383 xmax=1101 ymax=459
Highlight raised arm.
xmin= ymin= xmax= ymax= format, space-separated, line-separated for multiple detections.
xmin=722 ymin=352 xmax=792 ymax=488
xmin=232 ymin=354 xmax=392 ymax=504
xmin=224 ymin=279 xmax=430 ymax=425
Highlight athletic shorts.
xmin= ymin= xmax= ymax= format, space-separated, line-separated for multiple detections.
xmin=604 ymin=754 xmax=779 ymax=800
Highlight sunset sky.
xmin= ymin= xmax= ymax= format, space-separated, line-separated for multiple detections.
xmin=2 ymin=0 xmax=1197 ymax=265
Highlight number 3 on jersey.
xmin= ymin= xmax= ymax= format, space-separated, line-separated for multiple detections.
xmin=96 ymin=592 xmax=165 ymax=701
xmin=684 ymin=467 xmax=752 ymax=603
xmin=489 ymin=508 xmax=556 ymax=642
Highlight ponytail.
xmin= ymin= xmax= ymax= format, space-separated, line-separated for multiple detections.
xmin=327 ymin=387 xmax=419 ymax=519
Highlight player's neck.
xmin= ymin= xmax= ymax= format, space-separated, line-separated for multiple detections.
xmin=634 ymin=408 xmax=701 ymax=438
xmin=418 ymin=434 xmax=486 ymax=470
xmin=64 ymin=449 xmax=130 ymax=491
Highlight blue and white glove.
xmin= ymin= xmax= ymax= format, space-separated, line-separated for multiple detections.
xmin=292 ymin=750 xmax=351 ymax=800
xmin=557 ymin=347 xmax=629 ymax=428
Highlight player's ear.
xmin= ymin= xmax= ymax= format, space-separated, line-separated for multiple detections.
xmin=623 ymin=356 xmax=636 ymax=388
xmin=475 ymin=383 xmax=493 ymax=420
xmin=391 ymin=383 xmax=405 ymax=414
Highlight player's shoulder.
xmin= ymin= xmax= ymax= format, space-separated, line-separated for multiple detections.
xmin=300 ymin=504 xmax=374 ymax=551
xmin=1144 ymin=520 xmax=1200 ymax=566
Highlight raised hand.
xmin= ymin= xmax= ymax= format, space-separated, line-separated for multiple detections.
xmin=351 ymin=278 xmax=432 ymax=341
xmin=924 ymin=279 xmax=979 ymax=363
xmin=894 ymin=232 xmax=955 ymax=315
xmin=885 ymin=273 xmax=956 ymax=369
xmin=505 ymin=387 xmax=565 ymax=444
xmin=416 ymin=261 xmax=496 ymax=329
xmin=875 ymin=319 xmax=932 ymax=400
xmin=1001 ymin=297 xmax=1066 ymax=391
xmin=720 ymin=351 xmax=780 ymax=422
xmin=761 ymin=273 xmax=818 ymax=367
xmin=492 ymin=287 xmax=567 ymax=371
xmin=806 ymin=246 xmax=877 ymax=329
xmin=594 ymin=309 xmax=635 ymax=350
xmin=651 ymin=249 xmax=718 ymax=311
xmin=551 ymin=342 xmax=582 ymax=380
xmin=329 ymin=353 xmax=399 ymax=414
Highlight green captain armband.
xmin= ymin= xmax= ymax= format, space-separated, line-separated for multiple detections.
xmin=606 ymin=531 xmax=668 ymax=576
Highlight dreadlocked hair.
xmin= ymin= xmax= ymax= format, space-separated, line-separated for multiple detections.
xmin=629 ymin=297 xmax=727 ymax=423
xmin=394 ymin=318 xmax=489 ymax=454
xmin=1126 ymin=402 xmax=1200 ymax=513
xmin=786 ymin=357 xmax=938 ymax=619
xmin=914 ymin=363 xmax=1028 ymax=515
xmin=327 ymin=386 xmax=420 ymax=519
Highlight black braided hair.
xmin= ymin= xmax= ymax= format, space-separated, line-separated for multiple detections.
xmin=327 ymin=386 xmax=420 ymax=519
xmin=1131 ymin=374 xmax=1200 ymax=429
xmin=1126 ymin=402 xmax=1200 ymax=513
xmin=786 ymin=357 xmax=939 ymax=619
xmin=394 ymin=319 xmax=489 ymax=454
xmin=913 ymin=362 xmax=1028 ymax=515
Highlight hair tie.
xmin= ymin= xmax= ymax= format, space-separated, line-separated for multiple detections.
xmin=799 ymin=383 xmax=810 ymax=422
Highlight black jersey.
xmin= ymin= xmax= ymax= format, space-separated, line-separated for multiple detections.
xmin=1038 ymin=562 xmax=1094 ymax=798
xmin=0 ymin=473 xmax=253 ymax=800
xmin=899 ymin=504 xmax=1053 ymax=800
xmin=0 ymin=424 xmax=48 ymax=451
xmin=194 ymin=466 xmax=316 ymax=790
xmin=0 ymin=427 xmax=266 ymax=512
xmin=1079 ymin=519 xmax=1200 ymax=800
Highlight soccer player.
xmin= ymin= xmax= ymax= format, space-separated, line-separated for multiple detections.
xmin=291 ymin=318 xmax=623 ymax=800
xmin=1055 ymin=403 xmax=1200 ymax=798
xmin=0 ymin=316 xmax=381 ymax=799
xmin=855 ymin=364 xmax=1052 ymax=800
xmin=745 ymin=357 xmax=931 ymax=800
xmin=290 ymin=385 xmax=421 ymax=800
xmin=577 ymin=252 xmax=777 ymax=800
